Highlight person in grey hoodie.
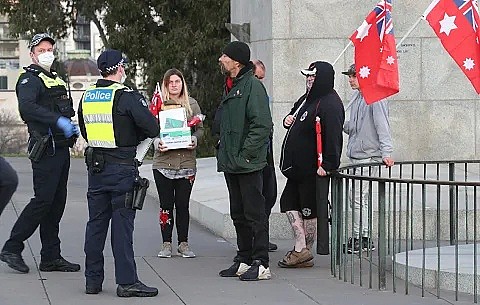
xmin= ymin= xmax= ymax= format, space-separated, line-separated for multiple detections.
xmin=342 ymin=64 xmax=394 ymax=254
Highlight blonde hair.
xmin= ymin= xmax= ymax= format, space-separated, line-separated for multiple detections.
xmin=161 ymin=68 xmax=192 ymax=116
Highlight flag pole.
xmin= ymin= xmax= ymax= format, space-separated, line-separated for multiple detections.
xmin=332 ymin=41 xmax=352 ymax=65
xmin=395 ymin=16 xmax=423 ymax=49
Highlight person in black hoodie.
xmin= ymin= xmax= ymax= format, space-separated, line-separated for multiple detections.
xmin=278 ymin=61 xmax=344 ymax=268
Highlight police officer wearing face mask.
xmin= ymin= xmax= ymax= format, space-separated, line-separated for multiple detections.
xmin=0 ymin=33 xmax=80 ymax=274
xmin=78 ymin=49 xmax=159 ymax=297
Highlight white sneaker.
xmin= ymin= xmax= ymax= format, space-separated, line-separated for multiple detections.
xmin=157 ymin=242 xmax=172 ymax=258
xmin=239 ymin=260 xmax=271 ymax=281
xmin=219 ymin=262 xmax=250 ymax=277
xmin=177 ymin=242 xmax=195 ymax=258
xmin=236 ymin=262 xmax=250 ymax=276
xmin=256 ymin=265 xmax=271 ymax=280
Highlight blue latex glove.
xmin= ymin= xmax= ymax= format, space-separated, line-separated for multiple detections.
xmin=73 ymin=124 xmax=80 ymax=136
xmin=56 ymin=116 xmax=76 ymax=138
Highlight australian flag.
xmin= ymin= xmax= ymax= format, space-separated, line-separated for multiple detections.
xmin=350 ymin=0 xmax=400 ymax=104
xmin=424 ymin=0 xmax=480 ymax=93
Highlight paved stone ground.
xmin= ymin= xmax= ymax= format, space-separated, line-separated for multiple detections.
xmin=0 ymin=157 xmax=474 ymax=305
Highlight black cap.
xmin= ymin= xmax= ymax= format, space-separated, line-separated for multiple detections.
xmin=29 ymin=33 xmax=55 ymax=49
xmin=222 ymin=41 xmax=250 ymax=66
xmin=300 ymin=62 xmax=317 ymax=76
xmin=97 ymin=49 xmax=128 ymax=73
xmin=342 ymin=64 xmax=356 ymax=76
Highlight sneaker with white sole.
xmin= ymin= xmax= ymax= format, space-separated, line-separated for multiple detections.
xmin=239 ymin=260 xmax=271 ymax=281
xmin=157 ymin=242 xmax=172 ymax=258
xmin=177 ymin=242 xmax=195 ymax=258
xmin=219 ymin=261 xmax=250 ymax=277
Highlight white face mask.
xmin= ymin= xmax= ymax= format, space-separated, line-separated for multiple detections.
xmin=37 ymin=51 xmax=55 ymax=68
xmin=120 ymin=72 xmax=127 ymax=84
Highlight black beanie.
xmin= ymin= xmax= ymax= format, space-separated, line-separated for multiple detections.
xmin=222 ymin=41 xmax=250 ymax=66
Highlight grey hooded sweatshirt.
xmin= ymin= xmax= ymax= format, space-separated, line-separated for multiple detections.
xmin=344 ymin=90 xmax=393 ymax=160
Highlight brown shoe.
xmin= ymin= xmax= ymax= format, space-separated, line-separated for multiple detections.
xmin=277 ymin=248 xmax=313 ymax=267
xmin=278 ymin=259 xmax=314 ymax=268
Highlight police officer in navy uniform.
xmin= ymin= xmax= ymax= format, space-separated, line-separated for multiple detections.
xmin=0 ymin=33 xmax=80 ymax=274
xmin=78 ymin=49 xmax=159 ymax=297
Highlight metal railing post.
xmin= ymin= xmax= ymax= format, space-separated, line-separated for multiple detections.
xmin=336 ymin=176 xmax=344 ymax=266
xmin=378 ymin=181 xmax=387 ymax=290
xmin=449 ymin=162 xmax=456 ymax=245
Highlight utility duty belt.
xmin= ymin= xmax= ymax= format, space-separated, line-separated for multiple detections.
xmin=53 ymin=135 xmax=77 ymax=148
xmin=84 ymin=147 xmax=133 ymax=173
xmin=84 ymin=147 xmax=149 ymax=210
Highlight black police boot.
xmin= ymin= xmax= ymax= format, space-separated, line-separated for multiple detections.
xmin=116 ymin=281 xmax=158 ymax=297
xmin=85 ymin=285 xmax=102 ymax=294
xmin=39 ymin=257 xmax=80 ymax=272
xmin=0 ymin=251 xmax=29 ymax=273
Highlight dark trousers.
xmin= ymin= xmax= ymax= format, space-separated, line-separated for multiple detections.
xmin=152 ymin=169 xmax=193 ymax=243
xmin=224 ymin=171 xmax=269 ymax=267
xmin=262 ymin=165 xmax=277 ymax=240
xmin=84 ymin=162 xmax=138 ymax=286
xmin=3 ymin=147 xmax=70 ymax=261
xmin=316 ymin=176 xmax=331 ymax=255
xmin=0 ymin=157 xmax=18 ymax=216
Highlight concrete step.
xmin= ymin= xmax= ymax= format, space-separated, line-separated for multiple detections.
xmin=140 ymin=158 xmax=480 ymax=240
xmin=394 ymin=244 xmax=480 ymax=294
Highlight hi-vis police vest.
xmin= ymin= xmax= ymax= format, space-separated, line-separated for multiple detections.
xmin=19 ymin=69 xmax=75 ymax=121
xmin=81 ymin=83 xmax=126 ymax=148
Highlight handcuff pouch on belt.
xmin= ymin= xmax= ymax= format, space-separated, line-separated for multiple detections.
xmin=85 ymin=147 xmax=105 ymax=173
xmin=28 ymin=132 xmax=50 ymax=162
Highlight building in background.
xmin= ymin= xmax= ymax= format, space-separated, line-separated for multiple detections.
xmin=0 ymin=14 xmax=103 ymax=154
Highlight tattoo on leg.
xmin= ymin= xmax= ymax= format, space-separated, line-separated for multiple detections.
xmin=286 ymin=211 xmax=296 ymax=224
xmin=287 ymin=211 xmax=306 ymax=251
xmin=304 ymin=218 xmax=317 ymax=250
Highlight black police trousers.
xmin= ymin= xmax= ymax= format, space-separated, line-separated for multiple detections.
xmin=224 ymin=170 xmax=269 ymax=267
xmin=2 ymin=146 xmax=70 ymax=261
xmin=84 ymin=162 xmax=138 ymax=287
xmin=0 ymin=157 xmax=18 ymax=216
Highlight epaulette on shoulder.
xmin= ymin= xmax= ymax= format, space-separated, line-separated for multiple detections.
xmin=24 ymin=66 xmax=40 ymax=74
xmin=123 ymin=87 xmax=134 ymax=92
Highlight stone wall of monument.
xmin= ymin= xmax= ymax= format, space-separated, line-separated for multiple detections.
xmin=231 ymin=0 xmax=480 ymax=163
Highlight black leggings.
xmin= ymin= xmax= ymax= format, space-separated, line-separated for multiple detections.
xmin=152 ymin=169 xmax=193 ymax=244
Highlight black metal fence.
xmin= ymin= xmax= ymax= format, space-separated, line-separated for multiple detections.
xmin=330 ymin=160 xmax=480 ymax=303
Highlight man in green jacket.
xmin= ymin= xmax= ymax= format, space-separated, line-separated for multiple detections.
xmin=217 ymin=41 xmax=273 ymax=281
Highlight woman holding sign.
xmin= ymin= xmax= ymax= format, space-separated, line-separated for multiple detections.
xmin=152 ymin=68 xmax=204 ymax=258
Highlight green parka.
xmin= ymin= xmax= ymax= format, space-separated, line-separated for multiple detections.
xmin=216 ymin=69 xmax=273 ymax=174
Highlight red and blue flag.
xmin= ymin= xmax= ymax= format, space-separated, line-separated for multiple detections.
xmin=350 ymin=0 xmax=400 ymax=104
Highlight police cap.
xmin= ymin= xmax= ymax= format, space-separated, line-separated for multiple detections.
xmin=29 ymin=33 xmax=55 ymax=49
xmin=97 ymin=49 xmax=128 ymax=73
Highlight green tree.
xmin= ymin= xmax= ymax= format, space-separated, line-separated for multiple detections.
xmin=0 ymin=0 xmax=230 ymax=156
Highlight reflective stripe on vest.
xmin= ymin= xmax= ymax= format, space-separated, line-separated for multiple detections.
xmin=81 ymin=83 xmax=126 ymax=148
xmin=18 ymin=71 xmax=66 ymax=88
xmin=38 ymin=72 xmax=66 ymax=88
